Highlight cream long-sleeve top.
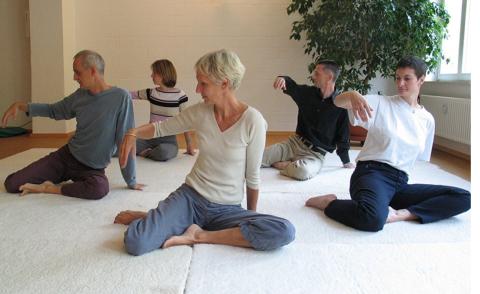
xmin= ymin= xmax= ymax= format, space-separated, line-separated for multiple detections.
xmin=349 ymin=95 xmax=435 ymax=176
xmin=153 ymin=102 xmax=267 ymax=205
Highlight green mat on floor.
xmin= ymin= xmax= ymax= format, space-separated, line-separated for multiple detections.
xmin=0 ymin=127 xmax=28 ymax=138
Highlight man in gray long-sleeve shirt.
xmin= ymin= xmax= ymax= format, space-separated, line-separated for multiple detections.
xmin=2 ymin=50 xmax=143 ymax=199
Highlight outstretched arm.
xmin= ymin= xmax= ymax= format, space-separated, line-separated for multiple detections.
xmin=119 ymin=123 xmax=156 ymax=168
xmin=273 ymin=76 xmax=306 ymax=105
xmin=2 ymin=101 xmax=28 ymax=127
xmin=334 ymin=91 xmax=373 ymax=122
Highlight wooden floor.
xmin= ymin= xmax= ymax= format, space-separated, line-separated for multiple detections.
xmin=0 ymin=132 xmax=471 ymax=181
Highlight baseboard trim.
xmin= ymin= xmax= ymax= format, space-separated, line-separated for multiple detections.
xmin=267 ymin=131 xmax=295 ymax=136
xmin=433 ymin=144 xmax=470 ymax=161
xmin=29 ymin=131 xmax=74 ymax=139
xmin=432 ymin=136 xmax=470 ymax=160
xmin=24 ymin=131 xmax=471 ymax=161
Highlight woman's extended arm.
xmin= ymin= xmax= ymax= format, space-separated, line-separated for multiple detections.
xmin=334 ymin=91 xmax=373 ymax=122
xmin=119 ymin=123 xmax=156 ymax=168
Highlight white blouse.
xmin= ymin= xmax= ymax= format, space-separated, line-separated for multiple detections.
xmin=349 ymin=95 xmax=435 ymax=175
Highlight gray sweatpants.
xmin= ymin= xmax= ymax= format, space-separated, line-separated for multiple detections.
xmin=136 ymin=135 xmax=178 ymax=161
xmin=262 ymin=135 xmax=325 ymax=180
xmin=124 ymin=184 xmax=296 ymax=256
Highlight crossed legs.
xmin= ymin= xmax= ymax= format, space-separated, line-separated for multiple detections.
xmin=114 ymin=209 xmax=251 ymax=249
xmin=262 ymin=136 xmax=324 ymax=181
xmin=136 ymin=136 xmax=179 ymax=161
xmin=116 ymin=184 xmax=295 ymax=256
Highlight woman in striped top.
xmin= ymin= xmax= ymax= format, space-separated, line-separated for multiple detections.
xmin=131 ymin=59 xmax=195 ymax=161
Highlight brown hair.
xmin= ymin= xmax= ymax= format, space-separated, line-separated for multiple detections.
xmin=151 ymin=59 xmax=177 ymax=87
xmin=396 ymin=56 xmax=427 ymax=79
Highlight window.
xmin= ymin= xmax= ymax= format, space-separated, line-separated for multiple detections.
xmin=437 ymin=0 xmax=471 ymax=80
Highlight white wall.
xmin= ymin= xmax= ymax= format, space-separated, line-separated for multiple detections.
xmin=74 ymin=0 xmax=309 ymax=131
xmin=422 ymin=80 xmax=470 ymax=99
xmin=0 ymin=0 xmax=404 ymax=133
xmin=29 ymin=0 xmax=77 ymax=133
xmin=368 ymin=76 xmax=396 ymax=96
xmin=74 ymin=0 xmax=394 ymax=131
xmin=0 ymin=0 xmax=30 ymax=128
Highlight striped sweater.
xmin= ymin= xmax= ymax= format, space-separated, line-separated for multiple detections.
xmin=131 ymin=88 xmax=188 ymax=123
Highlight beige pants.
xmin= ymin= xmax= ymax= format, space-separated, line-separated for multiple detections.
xmin=262 ymin=135 xmax=325 ymax=180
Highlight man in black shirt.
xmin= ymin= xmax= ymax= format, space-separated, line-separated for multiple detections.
xmin=262 ymin=60 xmax=355 ymax=180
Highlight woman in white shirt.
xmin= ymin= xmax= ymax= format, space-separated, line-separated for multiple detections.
xmin=114 ymin=49 xmax=295 ymax=255
xmin=306 ymin=56 xmax=470 ymax=232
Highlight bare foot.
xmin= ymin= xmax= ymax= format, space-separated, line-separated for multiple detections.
xmin=114 ymin=210 xmax=147 ymax=225
xmin=272 ymin=161 xmax=291 ymax=170
xmin=138 ymin=148 xmax=152 ymax=157
xmin=343 ymin=162 xmax=356 ymax=169
xmin=19 ymin=181 xmax=55 ymax=196
xmin=162 ymin=224 xmax=203 ymax=249
xmin=386 ymin=207 xmax=418 ymax=223
xmin=305 ymin=194 xmax=337 ymax=210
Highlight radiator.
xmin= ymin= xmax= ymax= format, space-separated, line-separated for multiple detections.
xmin=421 ymin=95 xmax=470 ymax=145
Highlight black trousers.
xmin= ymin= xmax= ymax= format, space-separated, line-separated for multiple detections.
xmin=324 ymin=161 xmax=471 ymax=232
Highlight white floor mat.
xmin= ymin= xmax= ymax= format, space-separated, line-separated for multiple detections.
xmin=0 ymin=149 xmax=193 ymax=294
xmin=0 ymin=148 xmax=470 ymax=294
xmin=186 ymin=242 xmax=469 ymax=294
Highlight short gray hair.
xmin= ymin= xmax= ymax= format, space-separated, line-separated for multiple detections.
xmin=194 ymin=49 xmax=245 ymax=90
xmin=74 ymin=50 xmax=105 ymax=75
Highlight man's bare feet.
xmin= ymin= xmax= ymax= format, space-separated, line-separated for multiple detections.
xmin=305 ymin=194 xmax=337 ymax=210
xmin=386 ymin=207 xmax=418 ymax=223
xmin=19 ymin=181 xmax=56 ymax=196
xmin=272 ymin=161 xmax=291 ymax=170
xmin=114 ymin=210 xmax=148 ymax=225
xmin=162 ymin=224 xmax=203 ymax=249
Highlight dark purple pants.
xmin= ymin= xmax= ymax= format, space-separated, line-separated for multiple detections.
xmin=4 ymin=145 xmax=109 ymax=200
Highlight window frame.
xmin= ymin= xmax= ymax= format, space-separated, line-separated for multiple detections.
xmin=436 ymin=0 xmax=471 ymax=81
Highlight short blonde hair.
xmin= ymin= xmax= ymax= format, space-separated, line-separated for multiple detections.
xmin=194 ymin=49 xmax=245 ymax=90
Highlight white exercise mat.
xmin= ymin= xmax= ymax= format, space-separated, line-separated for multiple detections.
xmin=0 ymin=149 xmax=193 ymax=294
xmin=186 ymin=242 xmax=469 ymax=294
xmin=0 ymin=148 xmax=471 ymax=294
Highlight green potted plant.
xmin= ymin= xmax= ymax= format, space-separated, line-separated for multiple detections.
xmin=287 ymin=0 xmax=449 ymax=145
xmin=287 ymin=0 xmax=450 ymax=94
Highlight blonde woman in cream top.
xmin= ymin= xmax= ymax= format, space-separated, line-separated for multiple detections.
xmin=114 ymin=49 xmax=295 ymax=256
